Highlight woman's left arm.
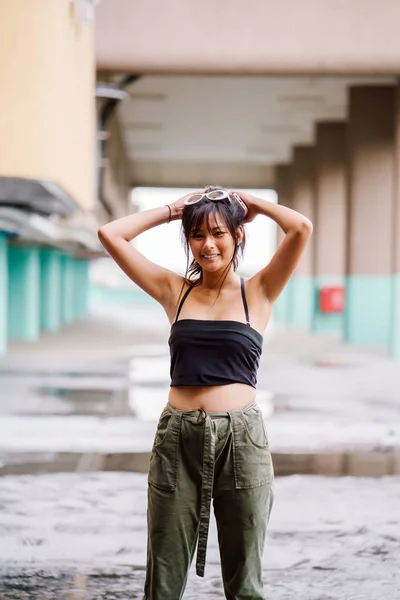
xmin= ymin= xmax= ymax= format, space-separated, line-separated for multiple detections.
xmin=236 ymin=191 xmax=313 ymax=304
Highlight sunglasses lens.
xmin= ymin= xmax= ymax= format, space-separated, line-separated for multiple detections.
xmin=185 ymin=194 xmax=203 ymax=204
xmin=207 ymin=190 xmax=226 ymax=200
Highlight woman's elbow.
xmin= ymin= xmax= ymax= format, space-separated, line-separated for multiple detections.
xmin=97 ymin=225 xmax=112 ymax=247
xmin=299 ymin=218 xmax=313 ymax=237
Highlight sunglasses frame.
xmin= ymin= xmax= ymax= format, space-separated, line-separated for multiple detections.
xmin=184 ymin=190 xmax=248 ymax=216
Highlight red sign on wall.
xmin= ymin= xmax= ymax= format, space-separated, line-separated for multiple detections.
xmin=319 ymin=286 xmax=345 ymax=313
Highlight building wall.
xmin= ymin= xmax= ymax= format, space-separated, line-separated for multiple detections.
xmin=0 ymin=0 xmax=95 ymax=209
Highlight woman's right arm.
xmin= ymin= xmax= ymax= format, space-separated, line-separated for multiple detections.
xmin=97 ymin=200 xmax=184 ymax=309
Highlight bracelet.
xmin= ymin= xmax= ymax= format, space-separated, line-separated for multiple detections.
xmin=165 ymin=204 xmax=172 ymax=224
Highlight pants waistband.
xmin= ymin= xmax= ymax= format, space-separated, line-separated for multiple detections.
xmin=164 ymin=400 xmax=257 ymax=576
xmin=166 ymin=400 xmax=257 ymax=419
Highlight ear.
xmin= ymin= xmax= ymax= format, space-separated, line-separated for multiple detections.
xmin=237 ymin=226 xmax=244 ymax=245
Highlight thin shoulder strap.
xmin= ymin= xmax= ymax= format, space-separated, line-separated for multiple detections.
xmin=175 ymin=285 xmax=194 ymax=322
xmin=240 ymin=277 xmax=251 ymax=326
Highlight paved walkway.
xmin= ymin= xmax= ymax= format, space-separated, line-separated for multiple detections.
xmin=1 ymin=306 xmax=400 ymax=475
xmin=0 ymin=472 xmax=399 ymax=599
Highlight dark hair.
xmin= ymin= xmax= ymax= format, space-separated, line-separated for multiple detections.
xmin=181 ymin=185 xmax=247 ymax=286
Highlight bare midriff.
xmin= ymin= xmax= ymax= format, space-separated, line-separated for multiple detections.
xmin=168 ymin=383 xmax=256 ymax=413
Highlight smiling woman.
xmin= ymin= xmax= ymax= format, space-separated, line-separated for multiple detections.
xmin=132 ymin=187 xmax=278 ymax=275
xmin=97 ymin=184 xmax=312 ymax=600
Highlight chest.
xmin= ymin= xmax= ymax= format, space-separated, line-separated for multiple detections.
xmin=178 ymin=289 xmax=247 ymax=322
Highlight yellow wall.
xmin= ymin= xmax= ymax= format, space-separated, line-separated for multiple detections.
xmin=0 ymin=0 xmax=95 ymax=210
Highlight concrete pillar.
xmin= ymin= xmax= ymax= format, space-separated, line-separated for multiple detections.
xmin=0 ymin=0 xmax=96 ymax=211
xmin=313 ymin=122 xmax=347 ymax=334
xmin=273 ymin=164 xmax=293 ymax=323
xmin=391 ymin=82 xmax=400 ymax=359
xmin=40 ymin=249 xmax=62 ymax=331
xmin=345 ymin=86 xmax=396 ymax=345
xmin=0 ymin=234 xmax=8 ymax=353
xmin=60 ymin=254 xmax=75 ymax=324
xmin=8 ymin=247 xmax=40 ymax=341
xmin=290 ymin=146 xmax=316 ymax=329
xmin=74 ymin=259 xmax=90 ymax=319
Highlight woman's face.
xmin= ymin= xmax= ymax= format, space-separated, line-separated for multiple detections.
xmin=188 ymin=212 xmax=241 ymax=273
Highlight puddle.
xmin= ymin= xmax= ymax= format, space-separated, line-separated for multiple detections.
xmin=0 ymin=565 xmax=145 ymax=600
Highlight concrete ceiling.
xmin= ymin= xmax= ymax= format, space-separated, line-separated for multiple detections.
xmin=116 ymin=74 xmax=394 ymax=187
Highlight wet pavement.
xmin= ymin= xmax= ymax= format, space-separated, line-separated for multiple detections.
xmin=1 ymin=305 xmax=400 ymax=597
xmin=1 ymin=308 xmax=400 ymax=476
xmin=0 ymin=472 xmax=399 ymax=599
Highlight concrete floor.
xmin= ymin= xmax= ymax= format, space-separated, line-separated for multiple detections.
xmin=0 ymin=305 xmax=399 ymax=598
xmin=0 ymin=472 xmax=399 ymax=599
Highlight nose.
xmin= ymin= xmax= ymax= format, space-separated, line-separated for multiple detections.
xmin=202 ymin=235 xmax=216 ymax=251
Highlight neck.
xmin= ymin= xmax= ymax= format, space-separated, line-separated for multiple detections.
xmin=200 ymin=266 xmax=237 ymax=290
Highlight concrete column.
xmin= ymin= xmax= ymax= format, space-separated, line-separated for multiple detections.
xmin=345 ymin=86 xmax=396 ymax=345
xmin=313 ymin=122 xmax=347 ymax=334
xmin=273 ymin=164 xmax=293 ymax=323
xmin=60 ymin=254 xmax=75 ymax=324
xmin=8 ymin=247 xmax=40 ymax=341
xmin=40 ymin=249 xmax=62 ymax=331
xmin=0 ymin=0 xmax=96 ymax=211
xmin=74 ymin=259 xmax=90 ymax=319
xmin=290 ymin=146 xmax=316 ymax=329
xmin=0 ymin=234 xmax=8 ymax=353
xmin=391 ymin=82 xmax=400 ymax=359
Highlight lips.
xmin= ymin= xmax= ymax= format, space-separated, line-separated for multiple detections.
xmin=202 ymin=254 xmax=220 ymax=259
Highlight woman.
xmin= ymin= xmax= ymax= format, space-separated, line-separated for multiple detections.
xmin=98 ymin=187 xmax=312 ymax=600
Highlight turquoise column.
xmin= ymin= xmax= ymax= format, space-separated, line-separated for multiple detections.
xmin=74 ymin=259 xmax=89 ymax=319
xmin=312 ymin=276 xmax=345 ymax=334
xmin=289 ymin=276 xmax=315 ymax=328
xmin=60 ymin=254 xmax=75 ymax=324
xmin=8 ymin=246 xmax=40 ymax=341
xmin=345 ymin=87 xmax=395 ymax=347
xmin=274 ymin=279 xmax=293 ymax=323
xmin=0 ymin=234 xmax=8 ymax=354
xmin=40 ymin=249 xmax=62 ymax=331
xmin=390 ymin=276 xmax=400 ymax=358
xmin=344 ymin=276 xmax=392 ymax=344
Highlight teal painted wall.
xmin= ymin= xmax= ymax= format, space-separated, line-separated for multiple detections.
xmin=0 ymin=234 xmax=8 ymax=353
xmin=73 ymin=260 xmax=89 ymax=319
xmin=8 ymin=247 xmax=40 ymax=341
xmin=289 ymin=276 xmax=314 ymax=329
xmin=389 ymin=275 xmax=400 ymax=359
xmin=344 ymin=275 xmax=392 ymax=345
xmin=40 ymin=249 xmax=62 ymax=331
xmin=60 ymin=254 xmax=75 ymax=324
xmin=312 ymin=276 xmax=344 ymax=335
xmin=273 ymin=280 xmax=293 ymax=322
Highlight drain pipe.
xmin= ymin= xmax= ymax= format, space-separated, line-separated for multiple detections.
xmin=96 ymin=75 xmax=140 ymax=218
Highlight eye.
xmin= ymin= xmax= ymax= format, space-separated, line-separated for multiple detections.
xmin=191 ymin=233 xmax=203 ymax=239
xmin=214 ymin=231 xmax=225 ymax=237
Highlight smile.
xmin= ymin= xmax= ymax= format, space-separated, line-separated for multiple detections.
xmin=202 ymin=254 xmax=220 ymax=259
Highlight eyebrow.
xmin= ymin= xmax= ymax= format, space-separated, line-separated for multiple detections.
xmin=192 ymin=226 xmax=226 ymax=233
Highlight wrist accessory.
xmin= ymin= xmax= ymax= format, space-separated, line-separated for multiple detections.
xmin=165 ymin=204 xmax=172 ymax=223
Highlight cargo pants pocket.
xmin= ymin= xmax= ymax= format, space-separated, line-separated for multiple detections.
xmin=148 ymin=408 xmax=180 ymax=491
xmin=232 ymin=405 xmax=274 ymax=489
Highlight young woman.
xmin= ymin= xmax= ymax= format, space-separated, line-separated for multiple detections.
xmin=98 ymin=187 xmax=312 ymax=600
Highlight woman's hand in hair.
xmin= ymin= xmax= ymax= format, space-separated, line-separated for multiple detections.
xmin=232 ymin=191 xmax=259 ymax=224
xmin=169 ymin=192 xmax=199 ymax=220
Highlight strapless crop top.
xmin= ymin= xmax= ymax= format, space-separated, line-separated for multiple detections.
xmin=169 ymin=278 xmax=263 ymax=388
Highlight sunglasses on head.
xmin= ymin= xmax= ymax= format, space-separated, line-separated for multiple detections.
xmin=184 ymin=189 xmax=247 ymax=216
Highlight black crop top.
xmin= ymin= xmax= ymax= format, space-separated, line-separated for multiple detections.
xmin=169 ymin=278 xmax=263 ymax=388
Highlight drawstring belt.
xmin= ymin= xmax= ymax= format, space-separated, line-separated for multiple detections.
xmin=182 ymin=408 xmax=230 ymax=577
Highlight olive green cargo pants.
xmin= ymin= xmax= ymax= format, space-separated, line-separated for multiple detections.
xmin=143 ymin=402 xmax=274 ymax=600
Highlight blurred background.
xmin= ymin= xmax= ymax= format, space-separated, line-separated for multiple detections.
xmin=0 ymin=1 xmax=400 ymax=599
